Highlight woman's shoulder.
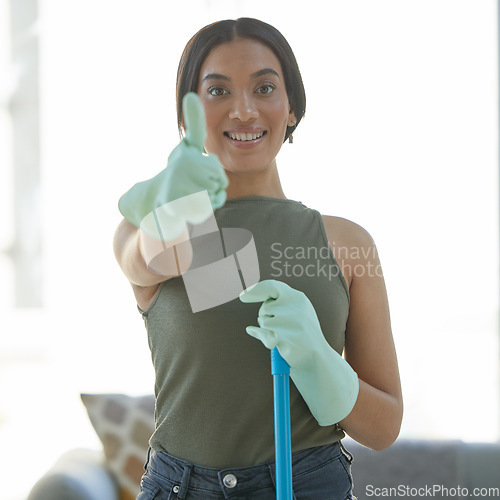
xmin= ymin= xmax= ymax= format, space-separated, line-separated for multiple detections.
xmin=321 ymin=214 xmax=376 ymax=249
xmin=320 ymin=215 xmax=382 ymax=290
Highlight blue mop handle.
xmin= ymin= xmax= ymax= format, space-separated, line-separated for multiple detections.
xmin=271 ymin=347 xmax=293 ymax=500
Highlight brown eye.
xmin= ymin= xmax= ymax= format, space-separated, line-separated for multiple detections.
xmin=208 ymin=87 xmax=228 ymax=96
xmin=256 ymin=84 xmax=276 ymax=94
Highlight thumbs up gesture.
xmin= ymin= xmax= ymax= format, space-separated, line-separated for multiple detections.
xmin=118 ymin=92 xmax=228 ymax=240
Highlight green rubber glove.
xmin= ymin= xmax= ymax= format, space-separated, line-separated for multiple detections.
xmin=118 ymin=92 xmax=228 ymax=240
xmin=240 ymin=279 xmax=359 ymax=426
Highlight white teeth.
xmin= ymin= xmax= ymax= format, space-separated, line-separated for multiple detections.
xmin=228 ymin=131 xmax=264 ymax=141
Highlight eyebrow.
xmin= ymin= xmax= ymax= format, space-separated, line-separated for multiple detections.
xmin=251 ymin=68 xmax=280 ymax=79
xmin=201 ymin=68 xmax=280 ymax=83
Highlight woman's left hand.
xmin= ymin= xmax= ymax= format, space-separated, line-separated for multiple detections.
xmin=240 ymin=279 xmax=359 ymax=426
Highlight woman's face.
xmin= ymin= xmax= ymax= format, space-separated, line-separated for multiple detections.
xmin=196 ymin=37 xmax=296 ymax=174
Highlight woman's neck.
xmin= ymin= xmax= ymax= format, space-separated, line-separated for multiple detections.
xmin=225 ymin=163 xmax=286 ymax=200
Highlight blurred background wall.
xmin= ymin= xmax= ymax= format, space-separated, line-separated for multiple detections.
xmin=0 ymin=1 xmax=498 ymax=499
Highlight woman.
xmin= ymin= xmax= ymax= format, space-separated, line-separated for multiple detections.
xmin=114 ymin=17 xmax=403 ymax=499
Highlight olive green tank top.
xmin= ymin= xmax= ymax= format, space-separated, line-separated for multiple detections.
xmin=140 ymin=196 xmax=350 ymax=468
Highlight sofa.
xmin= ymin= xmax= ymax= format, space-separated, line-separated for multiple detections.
xmin=27 ymin=394 xmax=500 ymax=500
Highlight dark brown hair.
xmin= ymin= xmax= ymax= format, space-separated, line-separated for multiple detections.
xmin=176 ymin=18 xmax=306 ymax=142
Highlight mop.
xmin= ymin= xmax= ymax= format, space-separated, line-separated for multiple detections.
xmin=271 ymin=348 xmax=294 ymax=500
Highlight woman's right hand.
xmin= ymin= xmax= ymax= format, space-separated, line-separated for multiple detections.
xmin=118 ymin=92 xmax=228 ymax=241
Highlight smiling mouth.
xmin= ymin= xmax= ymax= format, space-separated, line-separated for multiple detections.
xmin=224 ymin=131 xmax=267 ymax=141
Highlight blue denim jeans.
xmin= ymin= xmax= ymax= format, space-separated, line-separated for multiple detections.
xmin=137 ymin=441 xmax=355 ymax=499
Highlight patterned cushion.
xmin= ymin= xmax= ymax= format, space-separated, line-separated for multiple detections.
xmin=80 ymin=393 xmax=155 ymax=498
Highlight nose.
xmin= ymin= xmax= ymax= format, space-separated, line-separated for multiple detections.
xmin=228 ymin=92 xmax=259 ymax=122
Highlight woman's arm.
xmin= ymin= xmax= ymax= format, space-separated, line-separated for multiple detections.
xmin=113 ymin=218 xmax=192 ymax=287
xmin=325 ymin=217 xmax=403 ymax=450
